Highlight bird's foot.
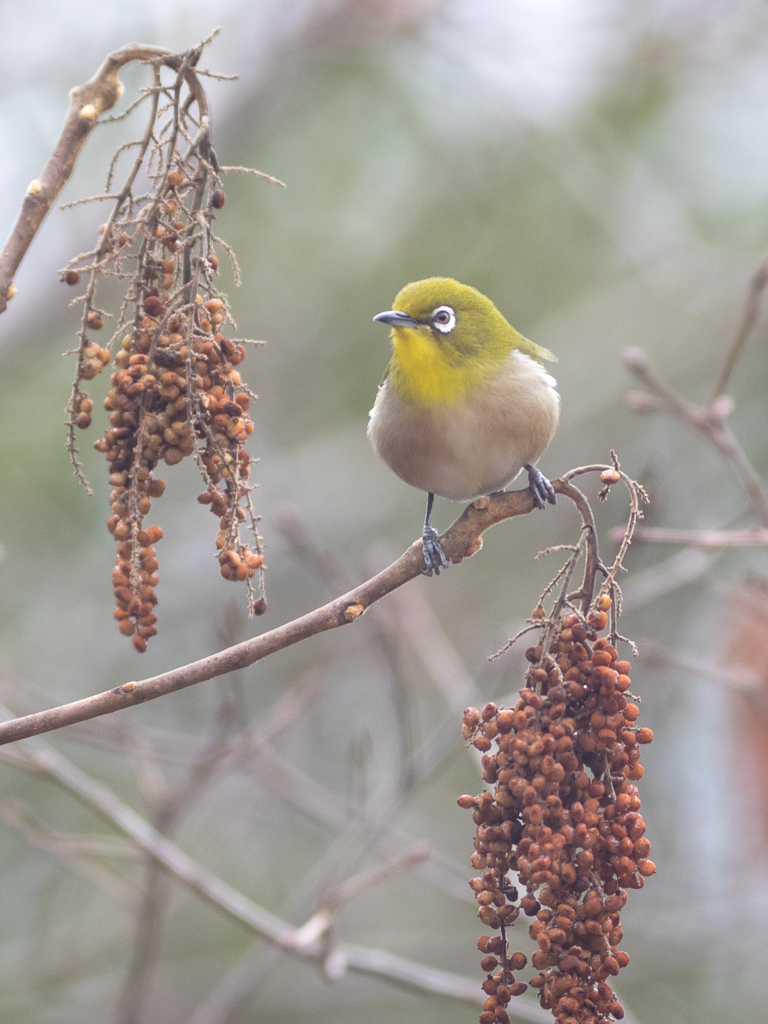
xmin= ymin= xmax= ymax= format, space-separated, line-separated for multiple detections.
xmin=525 ymin=464 xmax=556 ymax=510
xmin=421 ymin=525 xmax=452 ymax=576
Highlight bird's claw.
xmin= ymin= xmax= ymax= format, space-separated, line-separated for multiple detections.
xmin=526 ymin=464 xmax=556 ymax=510
xmin=421 ymin=526 xmax=452 ymax=576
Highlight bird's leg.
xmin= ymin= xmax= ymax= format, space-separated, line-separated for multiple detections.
xmin=421 ymin=491 xmax=451 ymax=576
xmin=525 ymin=464 xmax=556 ymax=510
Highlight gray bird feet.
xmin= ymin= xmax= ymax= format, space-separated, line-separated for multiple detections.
xmin=421 ymin=525 xmax=452 ymax=576
xmin=525 ymin=464 xmax=556 ymax=509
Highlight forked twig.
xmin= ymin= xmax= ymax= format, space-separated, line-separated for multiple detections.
xmin=493 ymin=459 xmax=646 ymax=661
xmin=624 ymin=253 xmax=768 ymax=528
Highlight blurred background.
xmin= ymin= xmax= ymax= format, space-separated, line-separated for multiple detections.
xmin=2 ymin=1 xmax=768 ymax=1022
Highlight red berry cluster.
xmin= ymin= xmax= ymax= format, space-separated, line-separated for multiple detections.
xmin=458 ymin=596 xmax=654 ymax=1024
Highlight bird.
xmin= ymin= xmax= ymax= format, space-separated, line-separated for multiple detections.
xmin=368 ymin=277 xmax=559 ymax=576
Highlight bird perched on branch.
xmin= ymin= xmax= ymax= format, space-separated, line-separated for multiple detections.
xmin=368 ymin=277 xmax=559 ymax=575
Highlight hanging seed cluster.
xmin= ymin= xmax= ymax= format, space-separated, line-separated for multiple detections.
xmin=64 ymin=161 xmax=265 ymax=651
xmin=458 ymin=596 xmax=654 ymax=1024
xmin=55 ymin=45 xmax=278 ymax=651
xmin=94 ymin=292 xmax=262 ymax=651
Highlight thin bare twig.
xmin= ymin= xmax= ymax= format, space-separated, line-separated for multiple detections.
xmin=619 ymin=525 xmax=768 ymax=548
xmin=635 ymin=637 xmax=761 ymax=693
xmin=218 ymin=165 xmax=286 ymax=187
xmin=709 ymin=251 xmax=768 ymax=404
xmin=619 ymin=547 xmax=716 ymax=612
xmin=2 ymin=800 xmax=141 ymax=907
xmin=291 ymin=845 xmax=431 ymax=948
xmin=385 ymin=581 xmax=483 ymax=710
xmin=624 ymin=345 xmax=768 ymax=527
xmin=249 ymin=748 xmax=474 ymax=904
xmin=624 ymin=252 xmax=768 ymax=529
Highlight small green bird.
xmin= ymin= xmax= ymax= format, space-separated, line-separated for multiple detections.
xmin=368 ymin=277 xmax=559 ymax=575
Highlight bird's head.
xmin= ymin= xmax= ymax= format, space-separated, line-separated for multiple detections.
xmin=373 ymin=277 xmax=555 ymax=407
xmin=373 ymin=277 xmax=514 ymax=364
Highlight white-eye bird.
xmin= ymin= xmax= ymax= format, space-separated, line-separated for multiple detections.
xmin=368 ymin=277 xmax=559 ymax=575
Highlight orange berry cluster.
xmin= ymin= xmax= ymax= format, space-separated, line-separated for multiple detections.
xmin=85 ymin=275 xmax=262 ymax=650
xmin=458 ymin=597 xmax=654 ymax=1024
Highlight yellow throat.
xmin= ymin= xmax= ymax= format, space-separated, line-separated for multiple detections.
xmin=388 ymin=325 xmax=499 ymax=408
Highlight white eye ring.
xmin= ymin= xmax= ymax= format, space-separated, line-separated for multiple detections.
xmin=431 ymin=305 xmax=456 ymax=334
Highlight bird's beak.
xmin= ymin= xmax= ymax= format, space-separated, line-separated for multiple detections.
xmin=373 ymin=309 xmax=421 ymax=328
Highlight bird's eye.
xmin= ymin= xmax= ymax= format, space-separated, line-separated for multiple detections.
xmin=431 ymin=305 xmax=456 ymax=334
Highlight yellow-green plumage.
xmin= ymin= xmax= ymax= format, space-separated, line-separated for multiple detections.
xmin=384 ymin=279 xmax=556 ymax=408
xmin=368 ymin=277 xmax=560 ymax=574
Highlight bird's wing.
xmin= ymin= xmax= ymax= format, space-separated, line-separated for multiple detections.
xmin=518 ymin=334 xmax=558 ymax=364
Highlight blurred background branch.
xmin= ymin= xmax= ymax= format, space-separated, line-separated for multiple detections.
xmin=0 ymin=724 xmax=491 ymax=1007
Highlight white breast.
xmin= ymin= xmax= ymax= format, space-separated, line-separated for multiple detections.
xmin=368 ymin=350 xmax=559 ymax=501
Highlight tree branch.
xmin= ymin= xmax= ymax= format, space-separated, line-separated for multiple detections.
xmin=0 ymin=41 xmax=211 ymax=313
xmin=0 ymin=478 xmax=591 ymax=746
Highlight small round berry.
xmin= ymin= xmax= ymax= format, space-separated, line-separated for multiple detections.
xmin=600 ymin=468 xmax=621 ymax=484
xmin=143 ymin=295 xmax=164 ymax=317
xmin=480 ymin=703 xmax=497 ymax=721
xmin=588 ymin=610 xmax=608 ymax=630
